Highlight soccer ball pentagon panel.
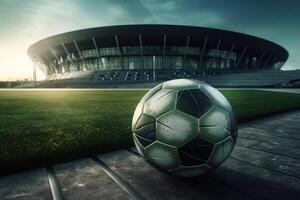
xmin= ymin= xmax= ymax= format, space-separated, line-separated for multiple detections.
xmin=132 ymin=79 xmax=238 ymax=177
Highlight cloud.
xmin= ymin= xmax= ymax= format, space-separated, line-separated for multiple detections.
xmin=139 ymin=0 xmax=224 ymax=26
xmin=139 ymin=0 xmax=300 ymax=70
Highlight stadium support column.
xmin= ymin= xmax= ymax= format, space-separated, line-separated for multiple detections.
xmin=43 ymin=53 xmax=54 ymax=74
xmin=227 ymin=42 xmax=235 ymax=71
xmin=153 ymin=55 xmax=156 ymax=82
xmin=216 ymin=39 xmax=221 ymax=53
xmin=183 ymin=35 xmax=190 ymax=70
xmin=257 ymin=51 xmax=266 ymax=69
xmin=61 ymin=43 xmax=76 ymax=72
xmin=33 ymin=57 xmax=37 ymax=88
xmin=199 ymin=36 xmax=207 ymax=71
xmin=115 ymin=35 xmax=122 ymax=70
xmin=92 ymin=37 xmax=100 ymax=71
xmin=263 ymin=54 xmax=272 ymax=69
xmin=269 ymin=56 xmax=277 ymax=69
xmin=236 ymin=45 xmax=247 ymax=70
xmin=139 ymin=34 xmax=144 ymax=69
xmin=51 ymin=48 xmax=61 ymax=73
xmin=73 ymin=40 xmax=86 ymax=71
xmin=162 ymin=34 xmax=166 ymax=69
xmin=215 ymin=39 xmax=221 ymax=73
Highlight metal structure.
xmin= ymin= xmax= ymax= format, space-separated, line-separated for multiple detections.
xmin=27 ymin=24 xmax=289 ymax=82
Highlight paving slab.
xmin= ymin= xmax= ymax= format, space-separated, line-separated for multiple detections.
xmin=242 ymin=141 xmax=300 ymax=159
xmin=235 ymin=137 xmax=260 ymax=147
xmin=53 ymin=158 xmax=129 ymax=200
xmin=240 ymin=126 xmax=300 ymax=140
xmin=213 ymin=158 xmax=300 ymax=199
xmin=230 ymin=146 xmax=300 ymax=177
xmin=0 ymin=168 xmax=52 ymax=200
xmin=238 ymin=130 xmax=300 ymax=149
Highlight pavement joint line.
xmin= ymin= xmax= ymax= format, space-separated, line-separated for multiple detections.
xmin=46 ymin=166 xmax=64 ymax=200
xmin=238 ymin=135 xmax=300 ymax=149
xmin=240 ymin=127 xmax=300 ymax=136
xmin=240 ymin=129 xmax=300 ymax=141
xmin=237 ymin=136 xmax=300 ymax=150
xmin=229 ymin=156 xmax=300 ymax=179
xmin=256 ymin=118 xmax=300 ymax=123
xmin=247 ymin=140 xmax=262 ymax=148
xmin=246 ymin=123 xmax=300 ymax=131
xmin=91 ymin=155 xmax=146 ymax=200
xmin=236 ymin=143 xmax=300 ymax=160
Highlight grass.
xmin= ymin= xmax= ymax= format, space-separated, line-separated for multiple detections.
xmin=0 ymin=89 xmax=300 ymax=174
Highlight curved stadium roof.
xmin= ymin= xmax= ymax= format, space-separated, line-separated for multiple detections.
xmin=28 ymin=24 xmax=289 ymax=70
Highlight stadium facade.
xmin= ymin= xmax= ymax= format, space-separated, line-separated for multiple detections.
xmin=28 ymin=24 xmax=297 ymax=87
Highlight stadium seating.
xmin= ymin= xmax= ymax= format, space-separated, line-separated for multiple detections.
xmin=11 ymin=69 xmax=300 ymax=88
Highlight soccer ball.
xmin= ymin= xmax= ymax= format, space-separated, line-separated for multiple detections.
xmin=132 ymin=79 xmax=238 ymax=177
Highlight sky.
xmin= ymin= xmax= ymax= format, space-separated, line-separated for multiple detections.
xmin=0 ymin=0 xmax=300 ymax=81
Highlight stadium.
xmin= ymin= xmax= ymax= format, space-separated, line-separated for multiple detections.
xmin=27 ymin=24 xmax=300 ymax=88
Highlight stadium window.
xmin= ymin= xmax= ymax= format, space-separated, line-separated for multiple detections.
xmin=175 ymin=56 xmax=182 ymax=69
xmin=155 ymin=56 xmax=162 ymax=69
xmin=101 ymin=58 xmax=106 ymax=70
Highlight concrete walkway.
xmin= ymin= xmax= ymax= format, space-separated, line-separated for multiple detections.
xmin=1 ymin=111 xmax=300 ymax=200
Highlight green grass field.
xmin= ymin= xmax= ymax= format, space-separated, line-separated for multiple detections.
xmin=1 ymin=89 xmax=300 ymax=174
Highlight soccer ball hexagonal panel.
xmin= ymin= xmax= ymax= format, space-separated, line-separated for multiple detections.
xmin=199 ymin=126 xmax=231 ymax=144
xmin=206 ymin=136 xmax=234 ymax=168
xmin=156 ymin=110 xmax=198 ymax=146
xmin=199 ymin=106 xmax=230 ymax=127
xmin=133 ymin=113 xmax=155 ymax=130
xmin=143 ymin=89 xmax=177 ymax=118
xmin=162 ymin=79 xmax=200 ymax=90
xmin=198 ymin=106 xmax=232 ymax=143
xmin=176 ymin=89 xmax=213 ymax=118
xmin=178 ymin=137 xmax=214 ymax=166
xmin=144 ymin=141 xmax=181 ymax=170
xmin=132 ymin=102 xmax=144 ymax=130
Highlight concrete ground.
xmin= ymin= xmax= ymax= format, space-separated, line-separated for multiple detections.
xmin=1 ymin=111 xmax=300 ymax=200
